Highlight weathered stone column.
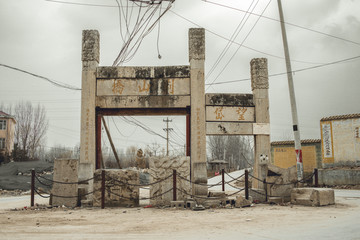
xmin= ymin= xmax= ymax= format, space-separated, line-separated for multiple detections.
xmin=79 ymin=30 xmax=99 ymax=184
xmin=251 ymin=58 xmax=270 ymax=189
xmin=189 ymin=28 xmax=208 ymax=196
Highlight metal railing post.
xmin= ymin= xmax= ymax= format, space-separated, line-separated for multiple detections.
xmin=101 ymin=170 xmax=105 ymax=209
xmin=264 ymin=179 xmax=268 ymax=202
xmin=245 ymin=170 xmax=249 ymax=200
xmin=31 ymin=169 xmax=35 ymax=207
xmin=314 ymin=168 xmax=319 ymax=187
xmin=222 ymin=169 xmax=225 ymax=192
xmin=173 ymin=169 xmax=177 ymax=201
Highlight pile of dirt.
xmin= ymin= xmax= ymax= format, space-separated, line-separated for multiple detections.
xmin=0 ymin=161 xmax=53 ymax=191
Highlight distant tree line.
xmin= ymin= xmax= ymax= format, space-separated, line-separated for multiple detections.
xmin=0 ymin=101 xmax=48 ymax=163
xmin=207 ymin=135 xmax=254 ymax=170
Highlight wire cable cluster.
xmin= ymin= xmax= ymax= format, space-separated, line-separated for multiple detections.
xmin=112 ymin=0 xmax=174 ymax=66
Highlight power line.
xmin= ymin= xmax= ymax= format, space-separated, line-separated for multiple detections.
xmin=206 ymin=0 xmax=272 ymax=90
xmin=45 ymin=0 xmax=122 ymax=8
xmin=206 ymin=0 xmax=258 ymax=81
xmin=170 ymin=10 xmax=324 ymax=65
xmin=202 ymin=0 xmax=360 ymax=47
xmin=205 ymin=55 xmax=360 ymax=86
xmin=0 ymin=63 xmax=81 ymax=91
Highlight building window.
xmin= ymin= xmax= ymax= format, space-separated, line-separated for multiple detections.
xmin=356 ymin=127 xmax=360 ymax=138
xmin=0 ymin=120 xmax=6 ymax=130
xmin=0 ymin=138 xmax=5 ymax=149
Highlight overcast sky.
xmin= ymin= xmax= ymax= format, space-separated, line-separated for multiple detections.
xmin=0 ymin=0 xmax=359 ymax=155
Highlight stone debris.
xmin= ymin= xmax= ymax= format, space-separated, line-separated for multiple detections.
xmin=291 ymin=188 xmax=335 ymax=207
xmin=235 ymin=195 xmax=252 ymax=208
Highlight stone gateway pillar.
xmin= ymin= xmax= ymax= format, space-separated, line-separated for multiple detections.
xmin=251 ymin=58 xmax=270 ymax=189
xmin=189 ymin=28 xmax=208 ymax=196
xmin=79 ymin=30 xmax=99 ymax=186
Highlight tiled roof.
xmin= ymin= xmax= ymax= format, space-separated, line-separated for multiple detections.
xmin=271 ymin=139 xmax=321 ymax=146
xmin=321 ymin=113 xmax=360 ymax=121
xmin=0 ymin=111 xmax=15 ymax=119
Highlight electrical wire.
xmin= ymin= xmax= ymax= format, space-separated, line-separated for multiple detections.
xmin=169 ymin=10 xmax=324 ymax=65
xmin=201 ymin=0 xmax=360 ymax=47
xmin=206 ymin=0 xmax=258 ymax=81
xmin=205 ymin=54 xmax=360 ymax=85
xmin=206 ymin=0 xmax=272 ymax=91
xmin=0 ymin=63 xmax=81 ymax=91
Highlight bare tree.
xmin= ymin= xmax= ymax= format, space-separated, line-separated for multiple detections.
xmin=208 ymin=135 xmax=254 ymax=170
xmin=44 ymin=144 xmax=72 ymax=162
xmin=14 ymin=101 xmax=48 ymax=160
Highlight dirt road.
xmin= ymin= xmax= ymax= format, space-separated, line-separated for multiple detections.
xmin=1 ymin=189 xmax=359 ymax=240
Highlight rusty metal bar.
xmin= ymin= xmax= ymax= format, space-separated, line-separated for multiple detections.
xmin=245 ymin=169 xmax=249 ymax=200
xmin=314 ymin=168 xmax=319 ymax=187
xmin=264 ymin=179 xmax=268 ymax=202
xmin=97 ymin=107 xmax=189 ymax=116
xmin=31 ymin=169 xmax=35 ymax=207
xmin=186 ymin=113 xmax=190 ymax=157
xmin=101 ymin=170 xmax=105 ymax=209
xmin=173 ymin=169 xmax=177 ymax=201
xmin=222 ymin=169 xmax=225 ymax=192
xmin=96 ymin=113 xmax=102 ymax=169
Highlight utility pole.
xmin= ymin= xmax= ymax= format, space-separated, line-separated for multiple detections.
xmin=163 ymin=117 xmax=173 ymax=156
xmin=277 ymin=0 xmax=303 ymax=181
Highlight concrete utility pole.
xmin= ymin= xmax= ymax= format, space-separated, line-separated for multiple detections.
xmin=163 ymin=117 xmax=173 ymax=156
xmin=277 ymin=0 xmax=303 ymax=180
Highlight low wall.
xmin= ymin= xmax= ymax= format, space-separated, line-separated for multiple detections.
xmin=149 ymin=156 xmax=191 ymax=206
xmin=93 ymin=169 xmax=139 ymax=207
xmin=318 ymin=169 xmax=360 ymax=186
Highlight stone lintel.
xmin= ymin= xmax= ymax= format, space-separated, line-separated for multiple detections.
xmin=96 ymin=95 xmax=190 ymax=109
xmin=205 ymin=93 xmax=254 ymax=106
xmin=96 ymin=65 xmax=190 ymax=79
xmin=206 ymin=122 xmax=253 ymax=135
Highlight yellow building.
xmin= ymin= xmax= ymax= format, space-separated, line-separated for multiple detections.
xmin=271 ymin=139 xmax=321 ymax=173
xmin=0 ymin=111 xmax=16 ymax=156
xmin=320 ymin=113 xmax=360 ymax=167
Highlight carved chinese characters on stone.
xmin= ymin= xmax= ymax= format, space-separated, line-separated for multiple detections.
xmin=112 ymin=80 xmax=125 ymax=95
xmin=206 ymin=106 xmax=254 ymax=122
xmin=236 ymin=107 xmax=248 ymax=120
xmin=168 ymin=79 xmax=175 ymax=95
xmin=138 ymin=80 xmax=150 ymax=93
xmin=214 ymin=107 xmax=224 ymax=120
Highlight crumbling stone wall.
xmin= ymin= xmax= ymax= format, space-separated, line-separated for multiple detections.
xmin=149 ymin=156 xmax=190 ymax=206
xmin=93 ymin=169 xmax=139 ymax=207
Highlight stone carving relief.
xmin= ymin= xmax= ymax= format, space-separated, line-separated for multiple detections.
xmin=149 ymin=156 xmax=190 ymax=206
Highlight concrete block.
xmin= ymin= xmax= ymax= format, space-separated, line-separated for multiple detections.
xmin=51 ymin=159 xmax=79 ymax=207
xmin=235 ymin=195 xmax=252 ymax=208
xmin=208 ymin=190 xmax=226 ymax=198
xmin=291 ymin=188 xmax=335 ymax=206
xmin=268 ymin=197 xmax=283 ymax=204
xmin=186 ymin=200 xmax=196 ymax=209
xmin=171 ymin=201 xmax=185 ymax=209
xmin=203 ymin=199 xmax=222 ymax=208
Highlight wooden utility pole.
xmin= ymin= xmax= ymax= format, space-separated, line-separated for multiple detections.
xmin=101 ymin=116 xmax=121 ymax=169
xmin=277 ymin=0 xmax=303 ymax=180
xmin=163 ymin=117 xmax=173 ymax=156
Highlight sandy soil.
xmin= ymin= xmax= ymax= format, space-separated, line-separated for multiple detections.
xmin=1 ymin=191 xmax=359 ymax=240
